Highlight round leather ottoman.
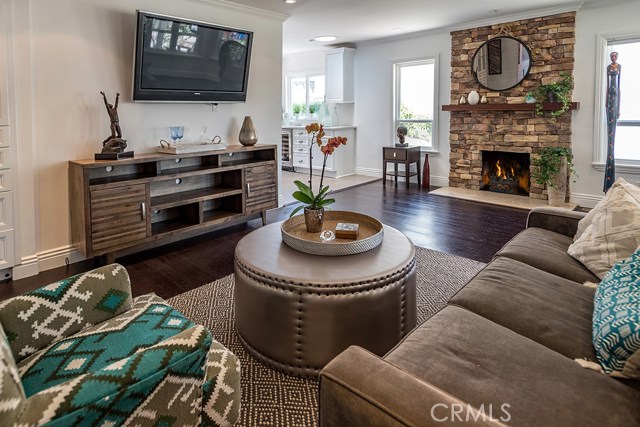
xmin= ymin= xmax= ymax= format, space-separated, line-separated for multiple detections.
xmin=234 ymin=221 xmax=416 ymax=378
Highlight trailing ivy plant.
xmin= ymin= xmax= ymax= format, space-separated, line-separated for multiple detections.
xmin=531 ymin=147 xmax=576 ymax=189
xmin=530 ymin=72 xmax=574 ymax=118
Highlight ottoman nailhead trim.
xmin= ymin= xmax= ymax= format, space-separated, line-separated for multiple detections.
xmin=234 ymin=256 xmax=416 ymax=295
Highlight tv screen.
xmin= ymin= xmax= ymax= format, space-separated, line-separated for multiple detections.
xmin=132 ymin=11 xmax=253 ymax=102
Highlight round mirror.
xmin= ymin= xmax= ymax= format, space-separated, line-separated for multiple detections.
xmin=471 ymin=36 xmax=532 ymax=91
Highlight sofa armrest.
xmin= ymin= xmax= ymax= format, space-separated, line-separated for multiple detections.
xmin=19 ymin=325 xmax=211 ymax=426
xmin=201 ymin=340 xmax=241 ymax=427
xmin=0 ymin=264 xmax=133 ymax=361
xmin=320 ymin=346 xmax=507 ymax=427
xmin=526 ymin=207 xmax=586 ymax=237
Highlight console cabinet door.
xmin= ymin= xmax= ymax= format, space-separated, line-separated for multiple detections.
xmin=90 ymin=183 xmax=149 ymax=254
xmin=245 ymin=165 xmax=277 ymax=214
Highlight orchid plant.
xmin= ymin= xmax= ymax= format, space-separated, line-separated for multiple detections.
xmin=290 ymin=123 xmax=348 ymax=217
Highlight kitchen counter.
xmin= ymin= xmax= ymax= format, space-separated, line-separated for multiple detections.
xmin=282 ymin=125 xmax=356 ymax=130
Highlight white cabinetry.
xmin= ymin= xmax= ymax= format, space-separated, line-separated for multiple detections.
xmin=325 ymin=48 xmax=355 ymax=103
xmin=0 ymin=0 xmax=14 ymax=272
xmin=0 ymin=1 xmax=9 ymax=126
xmin=286 ymin=127 xmax=356 ymax=178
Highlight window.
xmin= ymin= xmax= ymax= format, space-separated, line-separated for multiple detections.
xmin=394 ymin=58 xmax=438 ymax=150
xmin=286 ymin=74 xmax=325 ymax=115
xmin=608 ymin=40 xmax=640 ymax=162
xmin=594 ymin=34 xmax=640 ymax=169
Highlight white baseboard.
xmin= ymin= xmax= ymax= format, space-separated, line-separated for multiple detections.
xmin=11 ymin=255 xmax=39 ymax=280
xmin=355 ymin=167 xmax=382 ymax=177
xmin=354 ymin=167 xmax=449 ymax=189
xmin=430 ymin=175 xmax=449 ymax=187
xmin=12 ymin=246 xmax=84 ymax=280
xmin=570 ymin=192 xmax=603 ymax=208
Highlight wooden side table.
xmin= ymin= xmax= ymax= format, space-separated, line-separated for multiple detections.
xmin=382 ymin=146 xmax=421 ymax=188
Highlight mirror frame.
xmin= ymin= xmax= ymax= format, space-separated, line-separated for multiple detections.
xmin=471 ymin=36 xmax=533 ymax=92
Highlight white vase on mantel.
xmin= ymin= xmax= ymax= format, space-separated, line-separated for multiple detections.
xmin=468 ymin=90 xmax=480 ymax=105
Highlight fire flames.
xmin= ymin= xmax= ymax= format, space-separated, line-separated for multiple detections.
xmin=482 ymin=157 xmax=530 ymax=195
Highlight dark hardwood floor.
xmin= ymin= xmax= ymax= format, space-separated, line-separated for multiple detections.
xmin=0 ymin=181 xmax=529 ymax=301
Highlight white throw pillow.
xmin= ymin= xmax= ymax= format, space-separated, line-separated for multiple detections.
xmin=568 ymin=179 xmax=640 ymax=279
xmin=575 ymin=178 xmax=640 ymax=241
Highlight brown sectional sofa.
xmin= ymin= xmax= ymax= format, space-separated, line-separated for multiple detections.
xmin=319 ymin=207 xmax=640 ymax=427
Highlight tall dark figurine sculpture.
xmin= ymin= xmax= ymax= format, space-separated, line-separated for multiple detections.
xmin=604 ymin=51 xmax=621 ymax=192
xmin=396 ymin=125 xmax=408 ymax=147
xmin=100 ymin=91 xmax=127 ymax=153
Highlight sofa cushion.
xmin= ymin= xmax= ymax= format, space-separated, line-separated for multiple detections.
xmin=385 ymin=306 xmax=640 ymax=427
xmin=18 ymin=326 xmax=212 ymax=427
xmin=568 ymin=178 xmax=640 ymax=279
xmin=450 ymin=257 xmax=597 ymax=361
xmin=0 ymin=264 xmax=133 ymax=361
xmin=496 ymin=227 xmax=599 ymax=284
xmin=17 ymin=293 xmax=194 ymax=397
xmin=593 ymin=248 xmax=640 ymax=379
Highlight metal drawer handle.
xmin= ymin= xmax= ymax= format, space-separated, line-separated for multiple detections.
xmin=141 ymin=202 xmax=146 ymax=221
xmin=298 ymin=159 xmax=304 ymax=163
xmin=246 ymin=182 xmax=251 ymax=197
xmin=393 ymin=152 xmax=397 ymax=158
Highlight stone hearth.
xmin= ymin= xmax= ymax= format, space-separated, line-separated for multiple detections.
xmin=448 ymin=12 xmax=575 ymax=200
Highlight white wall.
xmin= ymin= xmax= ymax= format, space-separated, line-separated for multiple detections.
xmin=353 ymin=32 xmax=451 ymax=184
xmin=572 ymin=0 xmax=640 ymax=207
xmin=9 ymin=0 xmax=284 ymax=279
xmin=284 ymin=1 xmax=640 ymax=202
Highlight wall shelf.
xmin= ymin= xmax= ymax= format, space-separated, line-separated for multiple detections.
xmin=441 ymin=102 xmax=580 ymax=112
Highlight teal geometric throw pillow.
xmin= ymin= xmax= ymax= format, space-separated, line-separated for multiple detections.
xmin=592 ymin=247 xmax=640 ymax=379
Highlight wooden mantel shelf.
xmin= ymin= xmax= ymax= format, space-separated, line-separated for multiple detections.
xmin=441 ymin=102 xmax=580 ymax=112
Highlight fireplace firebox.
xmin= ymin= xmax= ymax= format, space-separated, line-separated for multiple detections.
xmin=481 ymin=151 xmax=530 ymax=196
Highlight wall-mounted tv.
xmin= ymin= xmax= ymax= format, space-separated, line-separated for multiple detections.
xmin=132 ymin=10 xmax=253 ymax=103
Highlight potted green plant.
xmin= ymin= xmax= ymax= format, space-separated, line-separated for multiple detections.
xmin=292 ymin=103 xmax=306 ymax=119
xmin=290 ymin=123 xmax=348 ymax=232
xmin=530 ymin=72 xmax=574 ymax=118
xmin=531 ymin=147 xmax=576 ymax=206
xmin=308 ymin=101 xmax=322 ymax=119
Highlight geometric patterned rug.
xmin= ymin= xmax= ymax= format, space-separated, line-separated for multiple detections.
xmin=168 ymin=246 xmax=486 ymax=426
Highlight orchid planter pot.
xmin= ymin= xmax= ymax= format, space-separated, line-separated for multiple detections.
xmin=304 ymin=207 xmax=324 ymax=233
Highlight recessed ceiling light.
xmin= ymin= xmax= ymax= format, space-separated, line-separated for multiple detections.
xmin=393 ymin=28 xmax=402 ymax=32
xmin=284 ymin=0 xmax=296 ymax=4
xmin=488 ymin=9 xmax=500 ymax=13
xmin=312 ymin=35 xmax=338 ymax=42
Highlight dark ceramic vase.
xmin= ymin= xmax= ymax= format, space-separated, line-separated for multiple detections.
xmin=304 ymin=207 xmax=324 ymax=233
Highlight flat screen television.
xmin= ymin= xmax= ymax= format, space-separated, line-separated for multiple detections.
xmin=132 ymin=10 xmax=253 ymax=103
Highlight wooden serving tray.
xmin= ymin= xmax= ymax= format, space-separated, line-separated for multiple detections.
xmin=281 ymin=211 xmax=384 ymax=256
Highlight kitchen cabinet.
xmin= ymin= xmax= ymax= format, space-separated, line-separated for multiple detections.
xmin=283 ymin=127 xmax=356 ymax=178
xmin=325 ymin=48 xmax=355 ymax=103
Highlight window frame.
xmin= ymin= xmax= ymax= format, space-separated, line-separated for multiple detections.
xmin=392 ymin=56 xmax=440 ymax=153
xmin=592 ymin=31 xmax=640 ymax=172
xmin=285 ymin=73 xmax=325 ymax=114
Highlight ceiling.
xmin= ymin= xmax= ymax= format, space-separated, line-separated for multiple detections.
xmin=221 ymin=0 xmax=613 ymax=55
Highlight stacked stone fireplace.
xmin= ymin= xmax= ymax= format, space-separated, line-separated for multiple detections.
xmin=448 ymin=12 xmax=575 ymax=200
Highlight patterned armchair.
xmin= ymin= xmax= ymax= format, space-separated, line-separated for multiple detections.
xmin=0 ymin=264 xmax=240 ymax=426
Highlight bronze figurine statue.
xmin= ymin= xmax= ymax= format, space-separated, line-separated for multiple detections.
xmin=100 ymin=91 xmax=127 ymax=153
xmin=396 ymin=126 xmax=408 ymax=147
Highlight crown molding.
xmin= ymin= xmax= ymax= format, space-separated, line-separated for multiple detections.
xmin=189 ymin=0 xmax=289 ymax=22
xmin=448 ymin=2 xmax=584 ymax=33
xmin=356 ymin=3 xmax=585 ymax=50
